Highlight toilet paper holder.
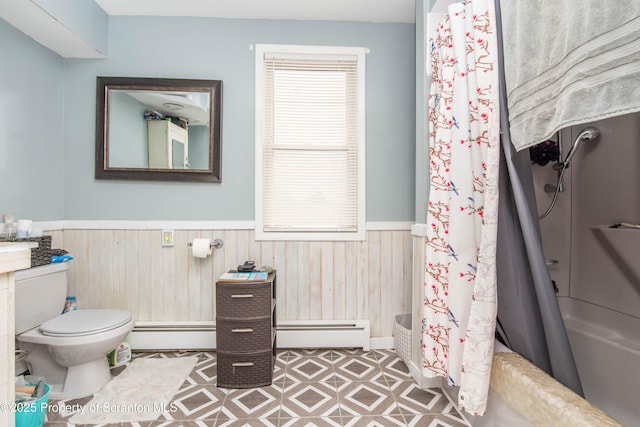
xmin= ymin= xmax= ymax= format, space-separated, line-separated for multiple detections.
xmin=188 ymin=238 xmax=224 ymax=249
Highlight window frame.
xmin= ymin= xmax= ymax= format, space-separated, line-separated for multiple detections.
xmin=254 ymin=44 xmax=366 ymax=241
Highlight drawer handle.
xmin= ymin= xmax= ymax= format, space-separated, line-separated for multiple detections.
xmin=232 ymin=361 xmax=254 ymax=374
xmin=232 ymin=362 xmax=254 ymax=367
xmin=231 ymin=294 xmax=254 ymax=298
xmin=232 ymin=328 xmax=254 ymax=333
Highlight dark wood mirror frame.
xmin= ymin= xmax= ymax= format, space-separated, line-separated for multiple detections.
xmin=95 ymin=76 xmax=222 ymax=182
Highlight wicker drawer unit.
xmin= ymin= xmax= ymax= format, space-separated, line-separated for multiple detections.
xmin=216 ymin=318 xmax=274 ymax=353
xmin=216 ymin=284 xmax=273 ymax=318
xmin=216 ymin=347 xmax=277 ymax=389
xmin=216 ymin=272 xmax=276 ymax=388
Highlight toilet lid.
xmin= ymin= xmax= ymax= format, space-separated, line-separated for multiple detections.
xmin=40 ymin=309 xmax=133 ymax=337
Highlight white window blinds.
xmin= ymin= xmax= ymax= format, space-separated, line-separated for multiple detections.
xmin=255 ymin=45 xmax=365 ymax=240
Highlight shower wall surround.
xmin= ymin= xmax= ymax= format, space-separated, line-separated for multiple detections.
xmin=532 ymin=111 xmax=640 ymax=426
xmin=533 ymin=112 xmax=640 ymax=318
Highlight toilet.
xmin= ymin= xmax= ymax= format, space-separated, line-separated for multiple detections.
xmin=14 ymin=263 xmax=134 ymax=399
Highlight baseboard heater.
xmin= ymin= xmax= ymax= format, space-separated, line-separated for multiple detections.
xmin=127 ymin=320 xmax=370 ymax=352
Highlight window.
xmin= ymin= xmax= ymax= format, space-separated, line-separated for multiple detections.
xmin=255 ymin=44 xmax=366 ymax=241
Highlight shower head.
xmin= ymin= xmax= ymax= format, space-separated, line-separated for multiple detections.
xmin=562 ymin=127 xmax=600 ymax=166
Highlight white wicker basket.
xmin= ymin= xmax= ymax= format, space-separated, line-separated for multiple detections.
xmin=394 ymin=314 xmax=412 ymax=366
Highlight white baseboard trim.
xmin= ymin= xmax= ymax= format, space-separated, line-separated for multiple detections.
xmin=277 ymin=320 xmax=371 ymax=351
xmin=409 ymin=359 xmax=442 ymax=389
xmin=127 ymin=325 xmax=216 ymax=351
xmin=127 ymin=320 xmax=372 ymax=352
xmin=370 ymin=336 xmax=394 ymax=350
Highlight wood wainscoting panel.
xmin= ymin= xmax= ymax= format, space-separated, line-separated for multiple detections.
xmin=61 ymin=228 xmax=412 ymax=338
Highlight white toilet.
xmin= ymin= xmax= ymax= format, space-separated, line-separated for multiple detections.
xmin=15 ymin=263 xmax=134 ymax=399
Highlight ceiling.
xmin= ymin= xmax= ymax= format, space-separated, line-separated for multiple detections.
xmin=94 ymin=0 xmax=416 ymax=23
xmin=1 ymin=0 xmax=415 ymax=58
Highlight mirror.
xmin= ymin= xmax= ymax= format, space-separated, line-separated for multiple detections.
xmin=96 ymin=77 xmax=222 ymax=182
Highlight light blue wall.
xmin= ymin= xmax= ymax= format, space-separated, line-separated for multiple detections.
xmin=62 ymin=17 xmax=416 ymax=221
xmin=0 ymin=19 xmax=65 ymax=221
xmin=62 ymin=17 xmax=416 ymax=220
xmin=416 ymin=0 xmax=429 ymax=223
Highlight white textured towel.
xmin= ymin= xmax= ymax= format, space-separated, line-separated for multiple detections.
xmin=500 ymin=0 xmax=640 ymax=151
xmin=68 ymin=356 xmax=197 ymax=424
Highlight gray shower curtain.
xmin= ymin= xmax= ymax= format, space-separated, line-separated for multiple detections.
xmin=493 ymin=0 xmax=584 ymax=397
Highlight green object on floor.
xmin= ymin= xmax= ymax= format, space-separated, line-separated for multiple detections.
xmin=108 ymin=341 xmax=132 ymax=367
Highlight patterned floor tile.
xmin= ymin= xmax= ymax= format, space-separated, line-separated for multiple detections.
xmin=215 ymin=418 xmax=279 ymax=426
xmin=279 ymin=349 xmax=328 ymax=358
xmin=390 ymin=381 xmax=451 ymax=416
xmin=341 ymin=415 xmax=409 ymax=426
xmin=437 ymin=401 xmax=470 ymax=426
xmin=45 ymin=395 xmax=93 ymax=422
xmin=133 ymin=351 xmax=202 ymax=360
xmin=221 ymin=384 xmax=284 ymax=419
xmin=310 ymin=349 xmax=349 ymax=363
xmin=332 ymin=356 xmax=382 ymax=382
xmin=284 ymin=354 xmax=336 ymax=384
xmin=330 ymin=348 xmax=372 ymax=357
xmin=156 ymin=384 xmax=225 ymax=422
xmin=279 ymin=381 xmax=341 ymax=418
xmin=186 ymin=355 xmax=218 ymax=384
xmin=149 ymin=421 xmax=210 ymax=427
xmin=43 ymin=349 xmax=471 ymax=427
xmin=274 ymin=355 xmax=288 ymax=369
xmin=272 ymin=359 xmax=288 ymax=389
xmin=337 ymin=381 xmax=402 ymax=417
xmin=402 ymin=413 xmax=470 ymax=427
xmin=279 ymin=404 xmax=342 ymax=423
xmin=334 ymin=369 xmax=389 ymax=391
xmin=377 ymin=356 xmax=413 ymax=383
xmin=369 ymin=349 xmax=397 ymax=362
xmin=359 ymin=350 xmax=385 ymax=363
xmin=279 ymin=416 xmax=344 ymax=426
xmin=291 ymin=356 xmax=333 ymax=377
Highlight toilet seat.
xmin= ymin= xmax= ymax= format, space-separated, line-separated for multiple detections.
xmin=40 ymin=309 xmax=133 ymax=337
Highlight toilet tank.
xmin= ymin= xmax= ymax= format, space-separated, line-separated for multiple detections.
xmin=15 ymin=263 xmax=69 ymax=334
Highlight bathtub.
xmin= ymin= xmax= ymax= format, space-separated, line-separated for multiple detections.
xmin=436 ymin=299 xmax=633 ymax=425
xmin=559 ymin=297 xmax=640 ymax=426
xmin=466 ymin=338 xmax=623 ymax=426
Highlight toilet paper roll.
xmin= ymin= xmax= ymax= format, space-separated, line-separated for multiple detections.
xmin=191 ymin=238 xmax=213 ymax=258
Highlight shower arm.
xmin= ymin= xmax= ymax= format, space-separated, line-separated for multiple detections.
xmin=539 ymin=127 xmax=600 ymax=219
xmin=544 ymin=131 xmax=565 ymax=193
xmin=556 ymin=131 xmax=564 ymax=192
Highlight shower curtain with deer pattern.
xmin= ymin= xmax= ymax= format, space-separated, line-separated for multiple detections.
xmin=423 ymin=0 xmax=500 ymax=415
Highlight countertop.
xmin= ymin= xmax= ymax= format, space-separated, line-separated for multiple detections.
xmin=0 ymin=241 xmax=38 ymax=253
xmin=0 ymin=242 xmax=37 ymax=273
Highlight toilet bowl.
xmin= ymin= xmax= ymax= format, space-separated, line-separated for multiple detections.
xmin=17 ymin=310 xmax=134 ymax=398
xmin=15 ymin=263 xmax=135 ymax=399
